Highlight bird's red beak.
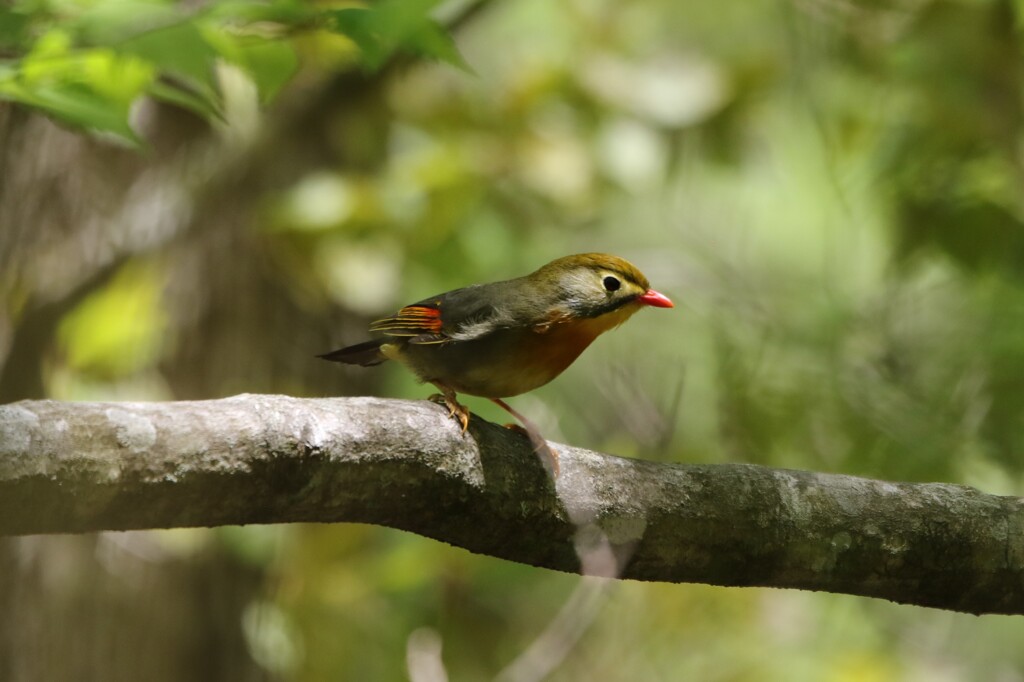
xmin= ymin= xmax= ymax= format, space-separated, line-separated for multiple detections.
xmin=638 ymin=289 xmax=674 ymax=308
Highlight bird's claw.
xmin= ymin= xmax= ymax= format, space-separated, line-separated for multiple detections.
xmin=428 ymin=392 xmax=470 ymax=434
xmin=454 ymin=407 xmax=470 ymax=433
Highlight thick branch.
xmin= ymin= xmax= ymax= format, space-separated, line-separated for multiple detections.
xmin=1 ymin=395 xmax=1022 ymax=615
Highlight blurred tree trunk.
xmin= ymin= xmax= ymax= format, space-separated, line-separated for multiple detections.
xmin=0 ymin=99 xmax=273 ymax=680
xmin=0 ymin=62 xmax=394 ymax=681
xmin=0 ymin=535 xmax=268 ymax=682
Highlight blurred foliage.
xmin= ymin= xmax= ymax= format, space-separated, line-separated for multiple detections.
xmin=0 ymin=0 xmax=464 ymax=141
xmin=57 ymin=258 xmax=166 ymax=378
xmin=5 ymin=0 xmax=1024 ymax=680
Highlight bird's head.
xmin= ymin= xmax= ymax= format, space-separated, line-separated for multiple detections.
xmin=533 ymin=253 xmax=673 ymax=319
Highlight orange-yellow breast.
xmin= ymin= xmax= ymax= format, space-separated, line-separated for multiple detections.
xmin=386 ymin=302 xmax=642 ymax=398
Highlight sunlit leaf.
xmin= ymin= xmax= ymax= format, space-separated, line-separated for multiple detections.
xmin=21 ymin=29 xmax=74 ymax=79
xmin=58 ymin=261 xmax=167 ymax=377
xmin=0 ymin=38 xmax=151 ymax=142
xmin=80 ymin=49 xmax=154 ymax=103
xmin=3 ymin=81 xmax=139 ymax=141
xmin=0 ymin=28 xmax=156 ymax=141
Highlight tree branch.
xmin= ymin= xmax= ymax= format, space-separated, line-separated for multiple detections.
xmin=1 ymin=395 xmax=1022 ymax=615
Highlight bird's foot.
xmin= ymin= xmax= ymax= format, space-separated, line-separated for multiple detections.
xmin=428 ymin=388 xmax=470 ymax=433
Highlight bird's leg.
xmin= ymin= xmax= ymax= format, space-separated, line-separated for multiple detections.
xmin=490 ymin=398 xmax=559 ymax=477
xmin=428 ymin=382 xmax=470 ymax=433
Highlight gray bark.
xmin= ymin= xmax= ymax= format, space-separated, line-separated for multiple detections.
xmin=1 ymin=395 xmax=1022 ymax=615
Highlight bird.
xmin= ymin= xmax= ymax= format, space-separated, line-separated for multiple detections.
xmin=319 ymin=253 xmax=673 ymax=469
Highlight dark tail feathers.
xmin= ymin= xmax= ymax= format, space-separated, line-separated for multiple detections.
xmin=318 ymin=339 xmax=387 ymax=367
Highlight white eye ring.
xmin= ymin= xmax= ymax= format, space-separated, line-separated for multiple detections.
xmin=603 ymin=275 xmax=621 ymax=292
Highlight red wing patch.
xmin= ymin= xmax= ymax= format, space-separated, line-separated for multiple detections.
xmin=369 ymin=304 xmax=445 ymax=337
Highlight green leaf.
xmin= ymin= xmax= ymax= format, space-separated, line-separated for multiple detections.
xmin=73 ymin=8 xmax=238 ymax=123
xmin=79 ymin=49 xmax=154 ymax=103
xmin=404 ymin=18 xmax=472 ymax=72
xmin=147 ymin=79 xmax=223 ymax=120
xmin=115 ymin=20 xmax=220 ymax=99
xmin=0 ymin=8 xmax=30 ymax=50
xmin=326 ymin=0 xmax=469 ymax=71
xmin=330 ymin=8 xmax=385 ymax=68
xmin=72 ymin=2 xmax=183 ymax=48
xmin=205 ymin=0 xmax=317 ymax=28
xmin=0 ymin=79 xmax=139 ymax=142
xmin=236 ymin=39 xmax=298 ymax=102
xmin=21 ymin=28 xmax=73 ymax=76
xmin=2 ymin=34 xmax=151 ymax=142
xmin=204 ymin=25 xmax=299 ymax=104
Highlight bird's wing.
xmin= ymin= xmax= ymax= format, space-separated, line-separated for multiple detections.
xmin=368 ymin=284 xmax=505 ymax=345
xmin=368 ymin=301 xmax=447 ymax=344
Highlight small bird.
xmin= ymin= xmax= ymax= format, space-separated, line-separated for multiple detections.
xmin=319 ymin=253 xmax=673 ymax=466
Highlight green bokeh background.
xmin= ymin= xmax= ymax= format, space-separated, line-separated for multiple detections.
xmin=3 ymin=0 xmax=1024 ymax=679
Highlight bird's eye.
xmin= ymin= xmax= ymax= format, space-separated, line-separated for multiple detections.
xmin=603 ymin=276 xmax=621 ymax=292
